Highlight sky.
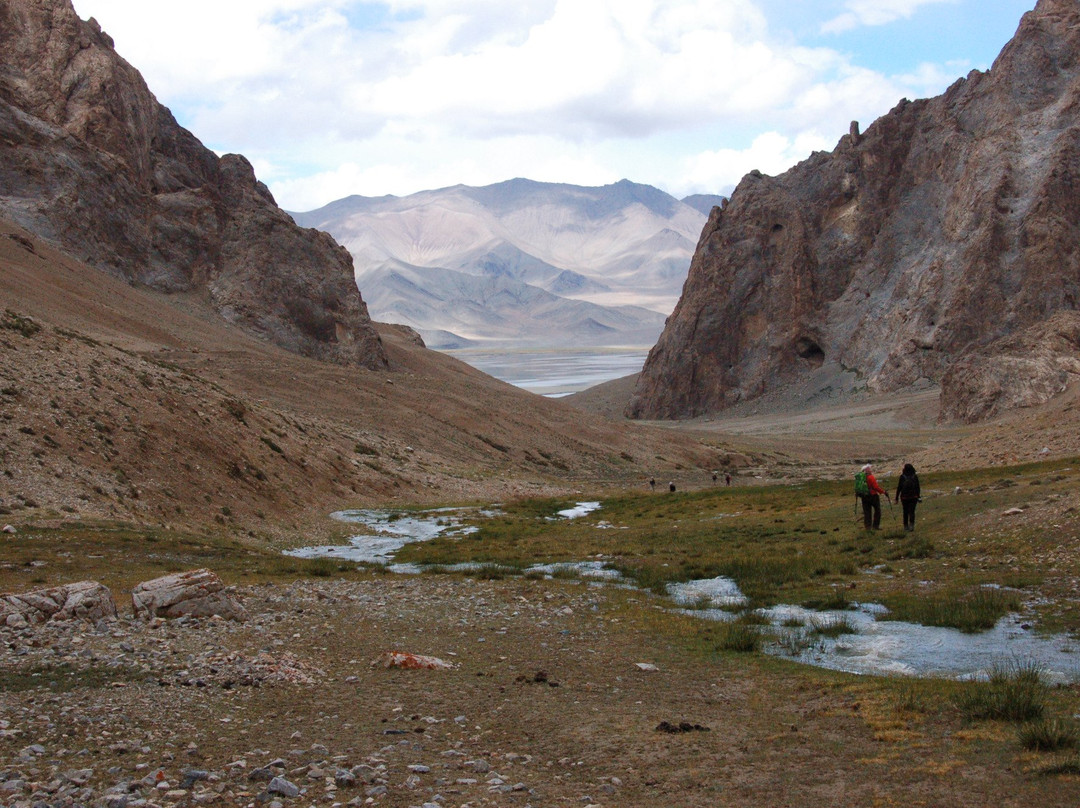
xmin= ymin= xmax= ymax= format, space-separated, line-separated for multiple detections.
xmin=70 ymin=0 xmax=1037 ymax=212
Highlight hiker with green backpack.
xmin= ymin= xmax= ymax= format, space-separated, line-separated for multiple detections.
xmin=854 ymin=464 xmax=890 ymax=530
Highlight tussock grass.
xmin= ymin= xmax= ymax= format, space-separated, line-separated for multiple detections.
xmin=714 ymin=616 xmax=763 ymax=653
xmin=1037 ymin=755 xmax=1080 ymax=776
xmin=883 ymin=586 xmax=1021 ymax=633
xmin=802 ymin=590 xmax=852 ymax=611
xmin=892 ymin=680 xmax=931 ymax=714
xmin=810 ymin=614 xmax=859 ymax=638
xmin=955 ymin=659 xmax=1047 ymax=722
xmin=1019 ymin=718 xmax=1080 ymax=752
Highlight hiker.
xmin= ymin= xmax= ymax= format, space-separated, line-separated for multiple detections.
xmin=712 ymin=471 xmax=718 ymax=484
xmin=669 ymin=481 xmax=676 ymax=492
xmin=854 ymin=463 xmax=890 ymax=530
xmin=895 ymin=463 xmax=921 ymax=531
xmin=649 ymin=477 xmax=656 ymax=491
xmin=725 ymin=473 xmax=731 ymax=486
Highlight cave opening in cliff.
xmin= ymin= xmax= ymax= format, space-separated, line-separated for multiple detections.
xmin=794 ymin=337 xmax=825 ymax=366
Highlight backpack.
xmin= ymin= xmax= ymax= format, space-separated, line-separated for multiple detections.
xmin=854 ymin=471 xmax=870 ymax=496
xmin=897 ymin=472 xmax=919 ymax=499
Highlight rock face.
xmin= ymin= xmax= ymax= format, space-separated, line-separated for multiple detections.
xmin=0 ymin=0 xmax=386 ymax=369
xmin=0 ymin=580 xmax=117 ymax=626
xmin=941 ymin=310 xmax=1080 ymax=422
xmin=131 ymin=569 xmax=247 ymax=622
xmin=628 ymin=0 xmax=1080 ymax=423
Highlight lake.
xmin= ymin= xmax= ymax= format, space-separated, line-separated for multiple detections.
xmin=440 ymin=347 xmax=650 ymax=396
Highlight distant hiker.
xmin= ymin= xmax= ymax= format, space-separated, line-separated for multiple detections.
xmin=712 ymin=471 xmax=718 ymax=484
xmin=669 ymin=481 xmax=676 ymax=492
xmin=895 ymin=463 xmax=921 ymax=531
xmin=725 ymin=473 xmax=731 ymax=486
xmin=649 ymin=477 xmax=656 ymax=491
xmin=854 ymin=464 xmax=890 ymax=530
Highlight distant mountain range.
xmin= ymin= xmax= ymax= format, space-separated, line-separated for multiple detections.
xmin=292 ymin=180 xmax=725 ymax=348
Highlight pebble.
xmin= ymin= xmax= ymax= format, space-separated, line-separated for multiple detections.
xmin=0 ymin=578 xmax=579 ymax=808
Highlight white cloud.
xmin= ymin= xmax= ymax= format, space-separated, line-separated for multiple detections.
xmin=269 ymin=131 xmax=624 ymax=210
xmin=821 ymin=0 xmax=959 ymax=34
xmin=70 ymin=0 xmax=992 ymax=209
xmin=679 ymin=131 xmax=834 ymax=197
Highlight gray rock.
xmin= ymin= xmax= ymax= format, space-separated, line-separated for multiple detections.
xmin=333 ymin=769 xmax=356 ymax=788
xmin=131 ymin=569 xmax=247 ymax=622
xmin=267 ymin=776 xmax=300 ymax=798
xmin=0 ymin=581 xmax=116 ymax=626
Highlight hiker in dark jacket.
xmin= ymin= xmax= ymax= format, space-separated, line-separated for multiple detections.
xmin=895 ymin=463 xmax=921 ymax=531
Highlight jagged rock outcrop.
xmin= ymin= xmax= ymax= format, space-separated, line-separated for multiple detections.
xmin=0 ymin=580 xmax=116 ymax=626
xmin=628 ymin=0 xmax=1080 ymax=422
xmin=941 ymin=311 xmax=1080 ymax=422
xmin=131 ymin=569 xmax=247 ymax=622
xmin=0 ymin=0 xmax=386 ymax=369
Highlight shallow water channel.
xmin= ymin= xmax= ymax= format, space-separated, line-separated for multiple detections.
xmin=286 ymin=505 xmax=1080 ymax=683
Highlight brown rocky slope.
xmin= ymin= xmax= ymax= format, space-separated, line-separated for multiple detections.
xmin=0 ymin=0 xmax=385 ymax=369
xmin=629 ymin=0 xmax=1080 ymax=423
xmin=0 ymin=218 xmax=723 ymax=538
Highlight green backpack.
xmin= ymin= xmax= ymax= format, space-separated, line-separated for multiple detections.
xmin=854 ymin=471 xmax=870 ymax=496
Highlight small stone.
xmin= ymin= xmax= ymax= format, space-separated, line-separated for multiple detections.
xmin=181 ymin=770 xmax=209 ymax=788
xmin=267 ymin=776 xmax=300 ymax=798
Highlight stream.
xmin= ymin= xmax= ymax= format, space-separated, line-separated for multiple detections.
xmin=285 ymin=505 xmax=1080 ymax=683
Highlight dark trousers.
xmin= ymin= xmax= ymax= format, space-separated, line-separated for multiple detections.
xmin=901 ymin=499 xmax=918 ymax=530
xmin=861 ymin=494 xmax=881 ymax=529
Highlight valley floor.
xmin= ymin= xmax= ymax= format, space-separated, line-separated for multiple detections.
xmin=3 ymin=573 xmax=1079 ymax=808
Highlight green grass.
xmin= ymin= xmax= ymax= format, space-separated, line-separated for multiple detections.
xmin=713 ymin=616 xmax=763 ymax=653
xmin=1019 ymin=718 xmax=1080 ymax=752
xmin=392 ymin=458 xmax=1080 ymax=633
xmin=955 ymin=659 xmax=1047 ymax=722
xmin=809 ymin=614 xmax=859 ymax=638
xmin=10 ymin=457 xmax=1079 ymax=639
xmin=882 ymin=586 xmax=1022 ymax=633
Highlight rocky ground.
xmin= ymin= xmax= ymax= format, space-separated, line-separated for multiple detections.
xmin=0 ymin=220 xmax=720 ymax=541
xmin=4 ymin=572 xmax=1079 ymax=808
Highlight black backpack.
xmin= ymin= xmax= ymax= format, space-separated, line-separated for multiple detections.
xmin=897 ymin=472 xmax=919 ymax=499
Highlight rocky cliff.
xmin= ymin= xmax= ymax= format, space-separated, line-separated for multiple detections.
xmin=628 ymin=0 xmax=1080 ymax=423
xmin=0 ymin=0 xmax=386 ymax=369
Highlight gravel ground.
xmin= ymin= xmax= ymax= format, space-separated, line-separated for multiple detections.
xmin=3 ymin=575 xmax=1080 ymax=808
